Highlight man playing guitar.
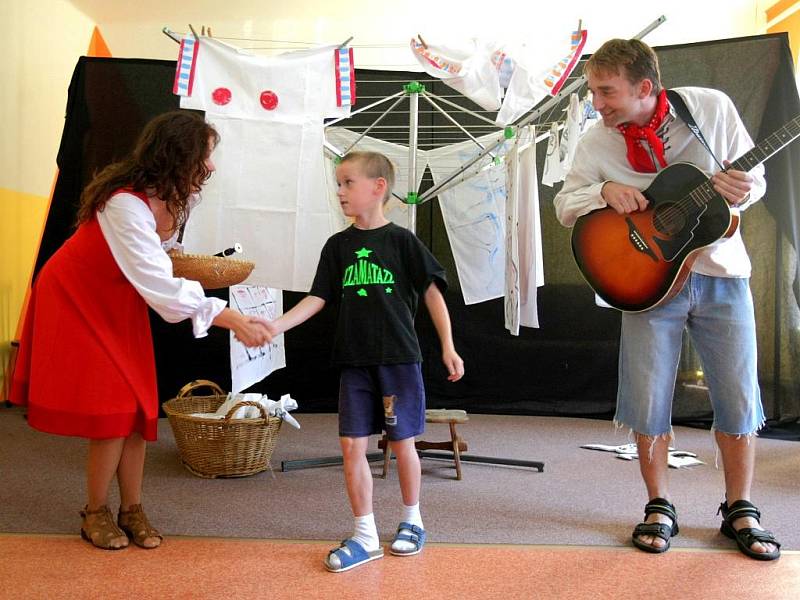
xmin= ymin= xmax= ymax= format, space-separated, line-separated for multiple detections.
xmin=554 ymin=38 xmax=780 ymax=560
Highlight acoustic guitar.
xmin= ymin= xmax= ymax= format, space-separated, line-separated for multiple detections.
xmin=570 ymin=115 xmax=800 ymax=312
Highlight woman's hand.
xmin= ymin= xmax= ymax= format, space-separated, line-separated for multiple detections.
xmin=213 ymin=308 xmax=272 ymax=347
xmin=232 ymin=316 xmax=272 ymax=348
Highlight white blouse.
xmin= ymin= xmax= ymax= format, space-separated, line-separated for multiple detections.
xmin=97 ymin=192 xmax=226 ymax=338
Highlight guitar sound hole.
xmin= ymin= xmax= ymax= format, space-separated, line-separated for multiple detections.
xmin=652 ymin=203 xmax=686 ymax=236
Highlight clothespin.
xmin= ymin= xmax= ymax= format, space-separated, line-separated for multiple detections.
xmin=339 ymin=36 xmax=353 ymax=49
xmin=417 ymin=34 xmax=428 ymax=49
xmin=201 ymin=25 xmax=205 ymax=36
xmin=577 ymin=19 xmax=582 ymax=33
xmin=162 ymin=27 xmax=181 ymax=44
xmin=208 ymin=26 xmax=213 ymax=38
xmin=188 ymin=23 xmax=200 ymax=40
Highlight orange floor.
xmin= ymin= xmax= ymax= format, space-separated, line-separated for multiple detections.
xmin=1 ymin=535 xmax=798 ymax=600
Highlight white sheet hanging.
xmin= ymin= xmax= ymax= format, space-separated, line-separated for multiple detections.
xmin=516 ymin=127 xmax=544 ymax=328
xmin=179 ymin=37 xmax=351 ymax=292
xmin=504 ymin=126 xmax=543 ymax=335
xmin=504 ymin=134 xmax=521 ymax=334
xmin=427 ymin=134 xmax=513 ymax=305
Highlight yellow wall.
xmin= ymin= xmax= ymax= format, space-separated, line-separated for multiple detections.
xmin=0 ymin=188 xmax=50 ymax=391
xmin=0 ymin=1 xmax=95 ymax=396
xmin=766 ymin=0 xmax=800 ymax=65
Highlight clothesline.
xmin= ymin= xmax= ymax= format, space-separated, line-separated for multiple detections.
xmin=163 ymin=30 xmax=594 ymax=53
xmin=165 ymin=16 xmax=664 ymax=201
xmin=165 ymin=31 xmax=409 ymax=48
xmin=162 ymin=27 xmax=592 ymax=75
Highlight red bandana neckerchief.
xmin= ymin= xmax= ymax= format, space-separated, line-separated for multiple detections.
xmin=617 ymin=89 xmax=670 ymax=173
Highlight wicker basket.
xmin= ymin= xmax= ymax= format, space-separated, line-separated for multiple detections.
xmin=169 ymin=251 xmax=255 ymax=289
xmin=162 ymin=380 xmax=282 ymax=478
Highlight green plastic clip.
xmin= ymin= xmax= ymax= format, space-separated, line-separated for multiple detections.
xmin=333 ymin=155 xmax=343 ymax=165
xmin=405 ymin=192 xmax=420 ymax=204
xmin=404 ymin=81 xmax=426 ymax=94
xmin=504 ymin=126 xmax=515 ymax=140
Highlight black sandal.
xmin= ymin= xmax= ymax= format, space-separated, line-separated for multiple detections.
xmin=718 ymin=499 xmax=781 ymax=561
xmin=632 ymin=497 xmax=679 ymax=554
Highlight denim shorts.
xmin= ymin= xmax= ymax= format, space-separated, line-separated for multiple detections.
xmin=338 ymin=363 xmax=426 ymax=441
xmin=615 ymin=273 xmax=764 ymax=437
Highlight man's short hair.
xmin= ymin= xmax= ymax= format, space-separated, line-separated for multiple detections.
xmin=340 ymin=151 xmax=396 ymax=202
xmin=585 ymin=38 xmax=662 ymax=95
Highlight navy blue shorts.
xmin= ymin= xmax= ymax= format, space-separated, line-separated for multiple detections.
xmin=338 ymin=363 xmax=426 ymax=441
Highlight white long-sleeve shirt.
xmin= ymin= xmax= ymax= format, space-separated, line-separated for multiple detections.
xmin=554 ymin=87 xmax=766 ymax=278
xmin=97 ymin=192 xmax=226 ymax=337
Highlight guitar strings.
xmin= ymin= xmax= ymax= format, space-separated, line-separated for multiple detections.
xmin=650 ymin=117 xmax=800 ymax=234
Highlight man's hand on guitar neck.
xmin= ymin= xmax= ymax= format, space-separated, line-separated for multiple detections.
xmin=711 ymin=160 xmax=753 ymax=207
xmin=601 ymin=181 xmax=649 ymax=214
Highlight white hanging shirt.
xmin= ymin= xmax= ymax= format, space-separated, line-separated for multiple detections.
xmin=179 ymin=38 xmax=351 ymax=121
xmin=410 ymin=38 xmax=503 ymax=111
xmin=495 ymin=30 xmax=587 ymax=126
xmin=504 ymin=126 xmax=544 ymax=334
xmin=427 ymin=133 xmax=513 ymax=305
xmin=178 ymin=38 xmax=352 ymax=291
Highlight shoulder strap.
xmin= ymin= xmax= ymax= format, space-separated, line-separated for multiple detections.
xmin=666 ymin=89 xmax=725 ymax=171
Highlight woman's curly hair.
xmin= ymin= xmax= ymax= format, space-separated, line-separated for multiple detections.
xmin=77 ymin=110 xmax=219 ymax=230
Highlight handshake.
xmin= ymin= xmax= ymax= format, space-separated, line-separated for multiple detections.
xmin=216 ymin=309 xmax=284 ymax=348
xmin=226 ymin=295 xmax=322 ymax=349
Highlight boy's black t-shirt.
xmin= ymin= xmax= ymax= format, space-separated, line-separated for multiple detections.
xmin=309 ymin=222 xmax=447 ymax=367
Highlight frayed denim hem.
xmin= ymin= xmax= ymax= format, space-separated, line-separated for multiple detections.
xmin=613 ymin=420 xmax=674 ymax=463
xmin=710 ymin=418 xmax=765 ymax=468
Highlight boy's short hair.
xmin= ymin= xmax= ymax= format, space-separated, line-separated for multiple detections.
xmin=585 ymin=38 xmax=662 ymax=96
xmin=340 ymin=151 xmax=396 ymax=202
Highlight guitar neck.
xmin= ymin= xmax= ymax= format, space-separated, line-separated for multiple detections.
xmin=729 ymin=115 xmax=800 ymax=173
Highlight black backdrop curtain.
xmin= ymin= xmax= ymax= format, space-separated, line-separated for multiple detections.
xmin=33 ymin=35 xmax=800 ymax=430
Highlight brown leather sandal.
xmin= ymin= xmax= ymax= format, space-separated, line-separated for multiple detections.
xmin=80 ymin=505 xmax=129 ymax=550
xmin=118 ymin=504 xmax=163 ymax=549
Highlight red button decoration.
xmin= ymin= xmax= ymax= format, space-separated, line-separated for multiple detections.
xmin=212 ymin=87 xmax=232 ymax=105
xmin=260 ymin=90 xmax=279 ymax=110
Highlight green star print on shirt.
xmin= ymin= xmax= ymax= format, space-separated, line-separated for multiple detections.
xmin=342 ymin=247 xmax=395 ymax=296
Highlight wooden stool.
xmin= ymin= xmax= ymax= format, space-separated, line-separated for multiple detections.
xmin=378 ymin=409 xmax=469 ymax=480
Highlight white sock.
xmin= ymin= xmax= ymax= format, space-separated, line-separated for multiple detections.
xmin=327 ymin=513 xmax=379 ymax=570
xmin=352 ymin=513 xmax=380 ymax=552
xmin=402 ymin=502 xmax=423 ymax=528
xmin=392 ymin=503 xmax=424 ymax=553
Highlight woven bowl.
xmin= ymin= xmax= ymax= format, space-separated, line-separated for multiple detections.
xmin=169 ymin=252 xmax=255 ymax=289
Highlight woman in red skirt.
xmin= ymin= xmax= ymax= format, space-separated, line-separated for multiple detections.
xmin=11 ymin=111 xmax=271 ymax=550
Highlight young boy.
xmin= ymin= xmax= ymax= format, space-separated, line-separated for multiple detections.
xmin=267 ymin=151 xmax=464 ymax=572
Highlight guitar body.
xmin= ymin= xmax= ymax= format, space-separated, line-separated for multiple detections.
xmin=571 ymin=162 xmax=739 ymax=312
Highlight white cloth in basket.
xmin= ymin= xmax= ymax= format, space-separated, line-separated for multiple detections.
xmin=190 ymin=393 xmax=300 ymax=428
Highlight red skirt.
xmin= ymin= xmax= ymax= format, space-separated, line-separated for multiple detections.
xmin=11 ymin=198 xmax=159 ymax=441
